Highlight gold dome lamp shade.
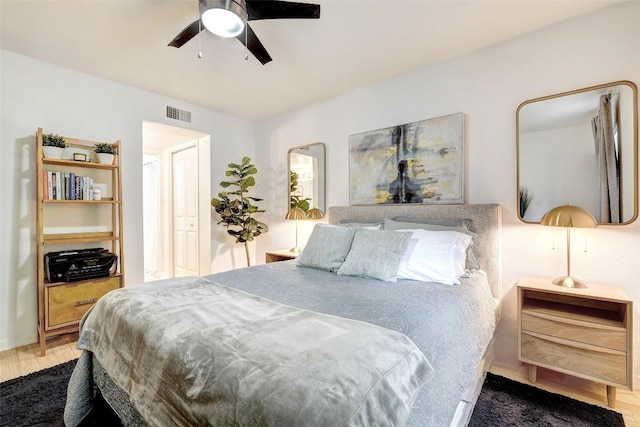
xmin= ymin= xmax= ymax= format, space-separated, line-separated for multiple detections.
xmin=540 ymin=204 xmax=597 ymax=288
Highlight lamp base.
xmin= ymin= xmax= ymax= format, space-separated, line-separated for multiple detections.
xmin=290 ymin=247 xmax=302 ymax=254
xmin=551 ymin=276 xmax=588 ymax=289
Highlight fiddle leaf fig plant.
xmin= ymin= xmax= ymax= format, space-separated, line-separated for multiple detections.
xmin=211 ymin=156 xmax=268 ymax=266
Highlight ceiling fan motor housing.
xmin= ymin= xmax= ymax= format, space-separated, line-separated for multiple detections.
xmin=199 ymin=0 xmax=248 ymax=21
xmin=199 ymin=0 xmax=248 ymax=37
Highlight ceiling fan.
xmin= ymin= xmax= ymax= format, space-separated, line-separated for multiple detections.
xmin=168 ymin=0 xmax=321 ymax=65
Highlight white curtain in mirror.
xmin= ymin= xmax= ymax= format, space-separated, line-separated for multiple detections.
xmin=591 ymin=94 xmax=620 ymax=223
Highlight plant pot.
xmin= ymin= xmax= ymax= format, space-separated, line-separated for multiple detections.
xmin=97 ymin=153 xmax=115 ymax=165
xmin=43 ymin=146 xmax=64 ymax=159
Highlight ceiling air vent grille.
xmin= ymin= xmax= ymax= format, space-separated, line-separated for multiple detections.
xmin=166 ymin=105 xmax=192 ymax=123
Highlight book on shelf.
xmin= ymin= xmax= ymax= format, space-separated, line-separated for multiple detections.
xmin=54 ymin=172 xmax=60 ymax=200
xmin=69 ymin=172 xmax=76 ymax=200
xmin=64 ymin=172 xmax=69 ymax=200
xmin=44 ymin=170 xmax=95 ymax=201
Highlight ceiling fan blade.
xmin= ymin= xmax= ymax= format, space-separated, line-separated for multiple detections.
xmin=246 ymin=0 xmax=320 ymax=21
xmin=168 ymin=19 xmax=202 ymax=48
xmin=237 ymin=24 xmax=272 ymax=65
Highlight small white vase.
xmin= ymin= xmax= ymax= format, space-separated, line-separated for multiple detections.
xmin=97 ymin=153 xmax=115 ymax=165
xmin=43 ymin=146 xmax=64 ymax=159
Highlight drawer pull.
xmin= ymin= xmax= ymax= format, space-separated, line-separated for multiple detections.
xmin=75 ymin=297 xmax=97 ymax=306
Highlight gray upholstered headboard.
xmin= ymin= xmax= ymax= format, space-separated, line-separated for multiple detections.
xmin=328 ymin=204 xmax=502 ymax=299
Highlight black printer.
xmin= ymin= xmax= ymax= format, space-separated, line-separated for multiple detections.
xmin=44 ymin=248 xmax=117 ymax=282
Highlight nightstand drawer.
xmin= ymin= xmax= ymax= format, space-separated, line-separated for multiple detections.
xmin=521 ymin=332 xmax=627 ymax=385
xmin=47 ymin=277 xmax=120 ymax=328
xmin=521 ymin=312 xmax=626 ymax=351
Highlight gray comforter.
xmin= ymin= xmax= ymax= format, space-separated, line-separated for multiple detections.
xmin=206 ymin=262 xmax=497 ymax=426
xmin=65 ymin=277 xmax=433 ymax=426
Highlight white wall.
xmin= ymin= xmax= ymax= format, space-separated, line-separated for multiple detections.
xmin=0 ymin=50 xmax=256 ymax=350
xmin=254 ymin=2 xmax=640 ymax=386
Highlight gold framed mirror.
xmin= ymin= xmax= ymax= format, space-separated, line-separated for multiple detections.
xmin=517 ymin=80 xmax=638 ymax=225
xmin=287 ymin=142 xmax=326 ymax=218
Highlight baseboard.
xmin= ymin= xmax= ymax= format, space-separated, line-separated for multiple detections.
xmin=0 ymin=332 xmax=37 ymax=352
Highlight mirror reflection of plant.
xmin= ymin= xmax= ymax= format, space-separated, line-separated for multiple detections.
xmin=290 ymin=171 xmax=311 ymax=212
xmin=519 ymin=185 xmax=534 ymax=218
xmin=43 ymin=133 xmax=67 ymax=148
xmin=211 ymin=157 xmax=269 ymax=266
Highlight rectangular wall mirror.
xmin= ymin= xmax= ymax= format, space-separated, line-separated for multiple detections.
xmin=517 ymin=80 xmax=638 ymax=224
xmin=288 ymin=142 xmax=326 ymax=217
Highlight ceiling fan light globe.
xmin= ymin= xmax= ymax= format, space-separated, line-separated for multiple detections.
xmin=202 ymin=8 xmax=245 ymax=38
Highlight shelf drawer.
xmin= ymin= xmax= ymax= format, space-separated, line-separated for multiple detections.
xmin=521 ymin=332 xmax=627 ymax=386
xmin=521 ymin=312 xmax=626 ymax=351
xmin=47 ymin=277 xmax=120 ymax=328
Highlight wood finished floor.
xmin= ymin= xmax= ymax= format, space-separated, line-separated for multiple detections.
xmin=0 ymin=333 xmax=82 ymax=383
xmin=1 ymin=336 xmax=639 ymax=425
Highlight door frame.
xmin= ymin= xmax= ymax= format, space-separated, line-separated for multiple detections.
xmin=142 ymin=122 xmax=211 ymax=280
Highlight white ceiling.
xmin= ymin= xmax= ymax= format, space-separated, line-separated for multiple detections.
xmin=0 ymin=0 xmax=624 ymax=121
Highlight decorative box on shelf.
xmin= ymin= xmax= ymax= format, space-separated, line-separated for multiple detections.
xmin=517 ymin=276 xmax=633 ymax=408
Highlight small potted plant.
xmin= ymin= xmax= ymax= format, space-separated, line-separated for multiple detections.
xmin=94 ymin=142 xmax=117 ymax=164
xmin=42 ymin=133 xmax=67 ymax=159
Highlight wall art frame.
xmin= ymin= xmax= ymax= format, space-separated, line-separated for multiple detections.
xmin=349 ymin=112 xmax=465 ymax=205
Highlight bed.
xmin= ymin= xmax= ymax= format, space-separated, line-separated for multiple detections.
xmin=65 ymin=203 xmax=502 ymax=427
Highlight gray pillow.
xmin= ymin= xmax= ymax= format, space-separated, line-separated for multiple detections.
xmin=393 ymin=217 xmax=473 ymax=230
xmin=385 ymin=218 xmax=481 ymax=270
xmin=296 ymin=225 xmax=357 ymax=272
xmin=337 ymin=229 xmax=412 ymax=282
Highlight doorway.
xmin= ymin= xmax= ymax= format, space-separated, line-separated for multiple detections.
xmin=142 ymin=122 xmax=211 ymax=281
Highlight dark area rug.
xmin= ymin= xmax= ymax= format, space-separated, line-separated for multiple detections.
xmin=0 ymin=359 xmax=120 ymax=427
xmin=1 ymin=359 xmax=75 ymax=427
xmin=1 ymin=361 xmax=626 ymax=426
xmin=470 ymin=372 xmax=625 ymax=427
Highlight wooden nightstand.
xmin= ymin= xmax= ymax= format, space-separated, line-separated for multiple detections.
xmin=265 ymin=249 xmax=299 ymax=263
xmin=517 ymin=276 xmax=633 ymax=408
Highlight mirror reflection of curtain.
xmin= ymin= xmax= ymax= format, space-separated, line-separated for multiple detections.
xmin=143 ymin=154 xmax=160 ymax=278
xmin=591 ymin=94 xmax=620 ymax=223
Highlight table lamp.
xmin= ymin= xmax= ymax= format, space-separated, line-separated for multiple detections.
xmin=540 ymin=204 xmax=597 ymax=288
xmin=285 ymin=207 xmax=306 ymax=253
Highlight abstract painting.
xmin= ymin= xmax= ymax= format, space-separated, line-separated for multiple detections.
xmin=349 ymin=113 xmax=464 ymax=205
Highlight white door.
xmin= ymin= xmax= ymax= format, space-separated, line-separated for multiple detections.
xmin=172 ymin=145 xmax=199 ymax=277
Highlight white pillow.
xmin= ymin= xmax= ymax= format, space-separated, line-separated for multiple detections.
xmin=396 ymin=229 xmax=473 ymax=285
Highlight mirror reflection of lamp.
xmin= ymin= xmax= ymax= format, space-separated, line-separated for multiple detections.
xmin=540 ymin=204 xmax=597 ymax=288
xmin=285 ymin=208 xmax=307 ymax=254
xmin=306 ymin=208 xmax=324 ymax=219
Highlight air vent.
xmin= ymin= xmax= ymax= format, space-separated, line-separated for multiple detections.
xmin=166 ymin=105 xmax=192 ymax=123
